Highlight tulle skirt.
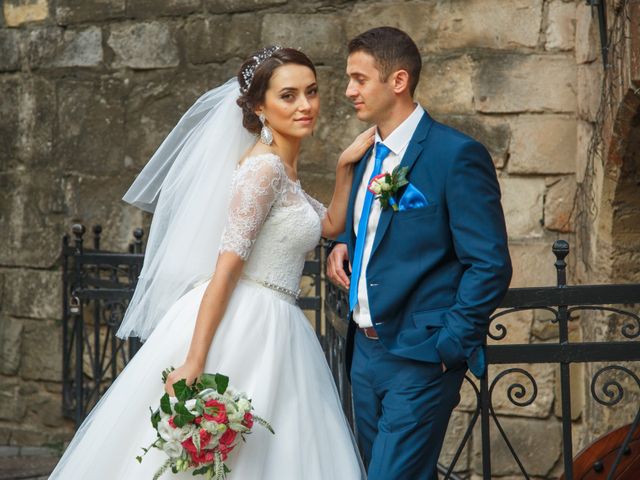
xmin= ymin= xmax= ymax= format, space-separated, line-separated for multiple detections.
xmin=50 ymin=280 xmax=365 ymax=479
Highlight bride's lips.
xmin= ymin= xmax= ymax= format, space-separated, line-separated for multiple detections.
xmin=294 ymin=117 xmax=314 ymax=125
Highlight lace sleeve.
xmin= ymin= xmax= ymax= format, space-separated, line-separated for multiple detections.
xmin=220 ymin=155 xmax=285 ymax=260
xmin=303 ymin=192 xmax=327 ymax=220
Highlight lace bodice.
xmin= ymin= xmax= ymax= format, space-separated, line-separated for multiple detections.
xmin=220 ymin=154 xmax=326 ymax=296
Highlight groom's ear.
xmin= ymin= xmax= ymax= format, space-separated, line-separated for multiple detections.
xmin=390 ymin=69 xmax=411 ymax=96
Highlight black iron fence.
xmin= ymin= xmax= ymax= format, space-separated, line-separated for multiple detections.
xmin=62 ymin=227 xmax=640 ymax=478
xmin=324 ymin=240 xmax=640 ymax=479
xmin=61 ymin=224 xmax=322 ymax=428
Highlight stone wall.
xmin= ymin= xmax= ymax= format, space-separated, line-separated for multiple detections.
xmin=0 ymin=0 xmax=631 ymax=477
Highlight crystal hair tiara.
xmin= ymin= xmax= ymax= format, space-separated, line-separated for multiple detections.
xmin=240 ymin=46 xmax=282 ymax=94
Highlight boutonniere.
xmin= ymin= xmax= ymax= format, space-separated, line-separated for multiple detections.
xmin=367 ymin=166 xmax=409 ymax=211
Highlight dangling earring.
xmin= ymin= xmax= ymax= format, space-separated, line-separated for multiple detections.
xmin=259 ymin=113 xmax=273 ymax=145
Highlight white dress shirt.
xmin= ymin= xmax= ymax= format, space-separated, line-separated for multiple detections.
xmin=353 ymin=104 xmax=425 ymax=328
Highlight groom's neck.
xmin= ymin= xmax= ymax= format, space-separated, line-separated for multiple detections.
xmin=376 ymin=97 xmax=417 ymax=141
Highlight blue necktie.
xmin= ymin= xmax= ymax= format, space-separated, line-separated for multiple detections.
xmin=349 ymin=143 xmax=391 ymax=311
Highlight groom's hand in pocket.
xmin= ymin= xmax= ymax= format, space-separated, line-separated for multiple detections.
xmin=327 ymin=243 xmax=351 ymax=289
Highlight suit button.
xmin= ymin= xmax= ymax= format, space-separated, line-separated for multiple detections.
xmin=369 ymin=282 xmax=379 ymax=287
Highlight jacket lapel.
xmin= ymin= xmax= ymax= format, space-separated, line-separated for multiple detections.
xmin=369 ymin=112 xmax=434 ymax=257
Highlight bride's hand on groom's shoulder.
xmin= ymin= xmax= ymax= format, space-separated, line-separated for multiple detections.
xmin=164 ymin=362 xmax=203 ymax=396
xmin=338 ymin=127 xmax=376 ymax=168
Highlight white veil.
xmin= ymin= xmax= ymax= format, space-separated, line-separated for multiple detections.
xmin=117 ymin=78 xmax=255 ymax=340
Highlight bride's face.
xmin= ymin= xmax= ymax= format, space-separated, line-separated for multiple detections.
xmin=257 ymin=64 xmax=319 ymax=140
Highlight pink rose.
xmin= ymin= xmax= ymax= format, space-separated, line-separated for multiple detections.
xmin=203 ymin=400 xmax=227 ymax=423
xmin=242 ymin=412 xmax=254 ymax=429
xmin=220 ymin=428 xmax=237 ymax=446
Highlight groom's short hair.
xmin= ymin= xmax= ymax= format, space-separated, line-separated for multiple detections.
xmin=348 ymin=27 xmax=422 ymax=96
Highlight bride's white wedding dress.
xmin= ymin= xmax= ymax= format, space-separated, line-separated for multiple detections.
xmin=50 ymin=153 xmax=365 ymax=479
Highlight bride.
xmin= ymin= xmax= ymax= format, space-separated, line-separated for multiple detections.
xmin=50 ymin=46 xmax=373 ymax=479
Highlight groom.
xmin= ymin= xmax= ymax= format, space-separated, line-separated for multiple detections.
xmin=327 ymin=27 xmax=512 ymax=479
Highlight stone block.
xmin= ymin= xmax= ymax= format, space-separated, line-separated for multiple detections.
xmin=576 ymin=121 xmax=594 ymax=183
xmin=0 ymin=29 xmax=21 ymax=71
xmin=1 ymin=75 xmax=55 ymax=171
xmin=577 ymin=62 xmax=601 ymax=122
xmin=206 ymin=0 xmax=286 ymax=13
xmin=108 ymin=21 xmax=179 ymax=69
xmin=417 ymin=55 xmax=475 ymax=114
xmin=474 ymin=54 xmax=577 ymax=113
xmin=125 ymin=69 xmax=228 ymax=172
xmin=438 ymin=114 xmax=511 ymax=169
xmin=0 ymin=172 xmax=66 ymax=268
xmin=127 ymin=0 xmax=201 ymax=17
xmin=439 ymin=410 xmax=471 ymax=472
xmin=0 ymin=378 xmax=24 ymax=421
xmin=347 ymin=0 xmax=542 ymax=52
xmin=56 ymin=0 xmax=125 ymax=25
xmin=0 ymin=79 xmax=20 ymax=169
xmin=499 ymin=177 xmax=545 ymax=239
xmin=575 ymin=2 xmax=599 ymax=64
xmin=26 ymin=26 xmax=103 ymax=68
xmin=63 ymin=174 xmax=148 ymax=253
xmin=487 ymin=363 xmax=555 ymax=418
xmin=508 ymin=242 xmax=557 ymax=288
xmin=545 ymin=0 xmax=576 ymax=51
xmin=5 ymin=269 xmax=61 ymax=319
xmin=545 ymin=175 xmax=577 ymax=233
xmin=261 ymin=13 xmax=344 ymax=63
xmin=56 ymin=77 xmax=125 ymax=176
xmin=3 ymin=0 xmax=48 ymax=26
xmin=21 ymin=386 xmax=67 ymax=428
xmin=0 ymin=316 xmax=23 ymax=375
xmin=21 ymin=320 xmax=62 ymax=381
xmin=554 ymin=362 xmax=584 ymax=421
xmin=471 ymin=416 xmax=562 ymax=476
xmin=532 ymin=308 xmax=560 ymax=341
xmin=186 ymin=14 xmax=259 ymax=64
xmin=487 ymin=309 xmax=533 ymax=345
xmin=508 ymin=115 xmax=576 ymax=174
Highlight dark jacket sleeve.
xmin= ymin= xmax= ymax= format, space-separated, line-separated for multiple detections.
xmin=435 ymin=140 xmax=512 ymax=371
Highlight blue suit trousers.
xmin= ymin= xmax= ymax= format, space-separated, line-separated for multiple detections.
xmin=351 ymin=330 xmax=466 ymax=480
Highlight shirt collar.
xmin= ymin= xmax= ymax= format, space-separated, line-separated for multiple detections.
xmin=374 ymin=104 xmax=425 ymax=155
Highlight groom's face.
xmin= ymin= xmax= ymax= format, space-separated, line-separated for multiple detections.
xmin=346 ymin=51 xmax=395 ymax=124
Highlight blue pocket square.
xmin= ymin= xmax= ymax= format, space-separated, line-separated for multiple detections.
xmin=397 ymin=183 xmax=428 ymax=211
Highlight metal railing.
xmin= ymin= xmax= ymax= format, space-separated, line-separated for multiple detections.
xmin=323 ymin=240 xmax=640 ymax=479
xmin=61 ymin=224 xmax=322 ymax=427
xmin=62 ymin=228 xmax=640 ymax=478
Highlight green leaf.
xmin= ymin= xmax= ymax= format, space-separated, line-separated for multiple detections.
xmin=173 ymin=379 xmax=192 ymax=402
xmin=173 ymin=401 xmax=196 ymax=427
xmin=215 ymin=373 xmax=229 ymax=394
xmin=151 ymin=410 xmax=161 ymax=430
xmin=193 ymin=466 xmax=209 ymax=475
xmin=160 ymin=393 xmax=172 ymax=415
xmin=198 ymin=373 xmax=218 ymax=390
xmin=136 ymin=455 xmax=142 ymax=464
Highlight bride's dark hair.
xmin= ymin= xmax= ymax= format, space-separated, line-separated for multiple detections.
xmin=237 ymin=47 xmax=316 ymax=135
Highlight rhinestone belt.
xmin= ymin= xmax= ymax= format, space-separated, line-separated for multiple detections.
xmin=241 ymin=274 xmax=300 ymax=301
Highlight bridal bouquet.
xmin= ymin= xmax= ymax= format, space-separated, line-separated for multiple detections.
xmin=138 ymin=368 xmax=274 ymax=479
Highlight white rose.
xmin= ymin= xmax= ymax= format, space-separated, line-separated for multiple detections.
xmin=381 ymin=182 xmax=392 ymax=192
xmin=237 ymin=398 xmax=251 ymax=412
xmin=162 ymin=440 xmax=183 ymax=459
xmin=372 ymin=183 xmax=382 ymax=194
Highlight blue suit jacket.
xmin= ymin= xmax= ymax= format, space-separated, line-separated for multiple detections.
xmin=341 ymin=111 xmax=512 ymax=378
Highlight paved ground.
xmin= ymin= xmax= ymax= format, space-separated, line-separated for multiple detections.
xmin=0 ymin=448 xmax=58 ymax=480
